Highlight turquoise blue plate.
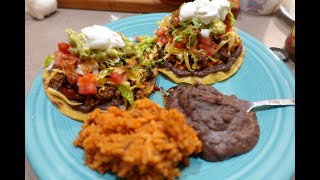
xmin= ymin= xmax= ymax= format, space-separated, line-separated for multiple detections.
xmin=26 ymin=13 xmax=295 ymax=180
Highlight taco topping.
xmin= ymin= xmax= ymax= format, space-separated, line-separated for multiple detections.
xmin=148 ymin=0 xmax=242 ymax=79
xmin=43 ymin=25 xmax=158 ymax=116
xmin=81 ymin=25 xmax=125 ymax=49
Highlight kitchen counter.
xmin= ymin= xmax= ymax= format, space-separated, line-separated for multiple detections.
xmin=25 ymin=7 xmax=295 ymax=180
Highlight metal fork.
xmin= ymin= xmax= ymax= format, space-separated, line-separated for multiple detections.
xmin=243 ymin=98 xmax=295 ymax=112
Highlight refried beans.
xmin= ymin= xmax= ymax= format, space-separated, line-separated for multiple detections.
xmin=165 ymin=83 xmax=260 ymax=162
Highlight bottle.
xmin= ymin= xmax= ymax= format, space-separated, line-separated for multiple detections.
xmin=285 ymin=25 xmax=295 ymax=61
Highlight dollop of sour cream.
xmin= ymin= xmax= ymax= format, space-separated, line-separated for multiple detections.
xmin=179 ymin=0 xmax=230 ymax=25
xmin=81 ymin=25 xmax=125 ymax=50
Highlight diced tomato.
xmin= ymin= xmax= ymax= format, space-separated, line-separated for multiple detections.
xmin=156 ymin=28 xmax=169 ymax=45
xmin=203 ymin=46 xmax=216 ymax=56
xmin=153 ymin=85 xmax=160 ymax=91
xmin=77 ymin=73 xmax=97 ymax=95
xmin=54 ymin=51 xmax=63 ymax=67
xmin=86 ymin=59 xmax=96 ymax=65
xmin=198 ymin=44 xmax=205 ymax=50
xmin=66 ymin=72 xmax=80 ymax=85
xmin=174 ymin=36 xmax=188 ymax=49
xmin=158 ymin=36 xmax=168 ymax=45
xmin=135 ymin=36 xmax=141 ymax=42
xmin=58 ymin=42 xmax=71 ymax=54
xmin=54 ymin=52 xmax=79 ymax=67
xmin=156 ymin=28 xmax=166 ymax=36
xmin=198 ymin=37 xmax=217 ymax=56
xmin=110 ymin=71 xmax=124 ymax=85
xmin=169 ymin=37 xmax=173 ymax=43
xmin=224 ymin=13 xmax=232 ymax=33
xmin=54 ymin=51 xmax=81 ymax=84
xmin=172 ymin=10 xmax=179 ymax=18
xmin=171 ymin=10 xmax=180 ymax=28
xmin=199 ymin=37 xmax=212 ymax=46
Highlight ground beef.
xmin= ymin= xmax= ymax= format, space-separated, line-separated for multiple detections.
xmin=48 ymin=73 xmax=67 ymax=90
xmin=47 ymin=71 xmax=125 ymax=113
xmin=134 ymin=89 xmax=147 ymax=99
xmin=58 ymin=87 xmax=86 ymax=101
xmin=218 ymin=48 xmax=231 ymax=63
xmin=98 ymin=85 xmax=118 ymax=100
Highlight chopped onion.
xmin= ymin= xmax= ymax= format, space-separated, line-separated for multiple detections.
xmin=75 ymin=65 xmax=85 ymax=75
xmin=45 ymin=60 xmax=55 ymax=70
xmin=114 ymin=57 xmax=120 ymax=63
xmin=87 ymin=60 xmax=99 ymax=71
xmin=200 ymin=29 xmax=211 ymax=38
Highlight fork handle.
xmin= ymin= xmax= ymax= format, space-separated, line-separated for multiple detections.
xmin=254 ymin=98 xmax=295 ymax=107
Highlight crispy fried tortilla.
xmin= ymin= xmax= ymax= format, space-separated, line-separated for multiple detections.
xmin=159 ymin=46 xmax=245 ymax=84
xmin=43 ymin=69 xmax=89 ymax=121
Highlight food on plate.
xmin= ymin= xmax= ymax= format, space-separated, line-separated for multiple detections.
xmin=73 ymin=98 xmax=202 ymax=180
xmin=165 ymin=83 xmax=259 ymax=161
xmin=149 ymin=0 xmax=244 ymax=84
xmin=42 ymin=25 xmax=158 ymax=121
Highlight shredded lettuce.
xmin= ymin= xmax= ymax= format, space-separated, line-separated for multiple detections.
xmin=172 ymin=29 xmax=180 ymax=39
xmin=126 ymin=65 xmax=142 ymax=82
xmin=140 ymin=58 xmax=161 ymax=82
xmin=179 ymin=19 xmax=193 ymax=28
xmin=229 ymin=0 xmax=233 ymax=9
xmin=43 ymin=55 xmax=54 ymax=68
xmin=117 ymin=84 xmax=134 ymax=105
xmin=176 ymin=17 xmax=205 ymax=29
xmin=172 ymin=26 xmax=198 ymax=49
xmin=173 ymin=34 xmax=183 ymax=42
xmin=180 ymin=26 xmax=193 ymax=37
xmin=191 ymin=53 xmax=198 ymax=70
xmin=98 ymin=67 xmax=115 ymax=79
xmin=187 ymin=32 xmax=197 ymax=49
